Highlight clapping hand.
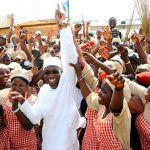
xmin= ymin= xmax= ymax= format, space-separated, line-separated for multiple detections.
xmin=9 ymin=91 xmax=25 ymax=104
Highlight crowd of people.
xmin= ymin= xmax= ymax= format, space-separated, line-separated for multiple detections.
xmin=0 ymin=7 xmax=150 ymax=150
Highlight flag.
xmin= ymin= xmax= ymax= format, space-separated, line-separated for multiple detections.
xmin=61 ymin=0 xmax=69 ymax=19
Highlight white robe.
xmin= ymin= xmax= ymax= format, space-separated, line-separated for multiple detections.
xmin=20 ymin=26 xmax=81 ymax=150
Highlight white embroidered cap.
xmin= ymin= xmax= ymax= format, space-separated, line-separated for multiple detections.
xmin=43 ymin=56 xmax=62 ymax=69
xmin=9 ymin=68 xmax=33 ymax=83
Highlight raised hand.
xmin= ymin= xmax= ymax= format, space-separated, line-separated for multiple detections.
xmin=107 ymin=71 xmax=125 ymax=90
xmin=82 ymin=52 xmax=96 ymax=64
xmin=118 ymin=44 xmax=128 ymax=61
xmin=55 ymin=4 xmax=65 ymax=22
xmin=47 ymin=30 xmax=57 ymax=39
xmin=131 ymin=30 xmax=140 ymax=44
xmin=27 ymin=31 xmax=32 ymax=41
xmin=98 ymin=41 xmax=110 ymax=60
xmin=74 ymin=24 xmax=82 ymax=33
xmin=19 ymin=33 xmax=27 ymax=44
xmin=31 ymin=55 xmax=38 ymax=75
xmin=55 ymin=4 xmax=69 ymax=29
xmin=35 ymin=34 xmax=42 ymax=43
xmin=102 ymin=26 xmax=111 ymax=41
xmin=14 ymin=25 xmax=22 ymax=37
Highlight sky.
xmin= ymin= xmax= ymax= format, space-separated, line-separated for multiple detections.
xmin=0 ymin=0 xmax=149 ymax=24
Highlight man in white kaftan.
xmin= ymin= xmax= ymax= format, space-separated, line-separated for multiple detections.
xmin=19 ymin=26 xmax=82 ymax=150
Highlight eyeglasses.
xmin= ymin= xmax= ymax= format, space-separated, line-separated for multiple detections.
xmin=44 ymin=69 xmax=60 ymax=75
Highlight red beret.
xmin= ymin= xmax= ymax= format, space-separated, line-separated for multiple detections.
xmin=136 ymin=72 xmax=150 ymax=86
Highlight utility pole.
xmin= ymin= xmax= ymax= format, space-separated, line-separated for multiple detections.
xmin=68 ymin=0 xmax=70 ymax=20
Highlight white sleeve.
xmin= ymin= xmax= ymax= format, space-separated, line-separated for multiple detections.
xmin=19 ymin=86 xmax=50 ymax=124
xmin=60 ymin=26 xmax=78 ymax=77
xmin=19 ymin=100 xmax=43 ymax=124
xmin=77 ymin=117 xmax=86 ymax=129
xmin=75 ymin=87 xmax=83 ymax=109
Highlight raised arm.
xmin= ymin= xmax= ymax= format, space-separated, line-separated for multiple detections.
xmin=29 ymin=68 xmax=44 ymax=87
xmin=7 ymin=28 xmax=13 ymax=43
xmin=70 ymin=59 xmax=100 ymax=111
xmin=131 ymin=31 xmax=148 ymax=64
xmin=85 ymin=22 xmax=91 ymax=41
xmin=55 ymin=5 xmax=78 ymax=76
xmin=119 ymin=45 xmax=135 ymax=76
xmin=35 ymin=34 xmax=44 ymax=55
xmin=107 ymin=72 xmax=125 ymax=114
xmin=82 ymin=52 xmax=114 ymax=75
xmin=59 ymin=25 xmax=78 ymax=76
xmin=102 ymin=26 xmax=112 ymax=51
xmin=19 ymin=34 xmax=32 ymax=62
